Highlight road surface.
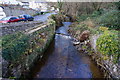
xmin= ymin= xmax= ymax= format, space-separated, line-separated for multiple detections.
xmin=34 ymin=12 xmax=56 ymax=22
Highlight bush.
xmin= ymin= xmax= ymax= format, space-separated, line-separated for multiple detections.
xmin=49 ymin=14 xmax=56 ymax=20
xmin=97 ymin=10 xmax=120 ymax=30
xmin=2 ymin=33 xmax=29 ymax=62
xmin=91 ymin=9 xmax=103 ymax=18
xmin=96 ymin=31 xmax=120 ymax=63
xmin=114 ymin=2 xmax=120 ymax=10
xmin=2 ymin=25 xmax=55 ymax=63
xmin=75 ymin=24 xmax=99 ymax=34
xmin=77 ymin=14 xmax=90 ymax=22
xmin=99 ymin=26 xmax=109 ymax=32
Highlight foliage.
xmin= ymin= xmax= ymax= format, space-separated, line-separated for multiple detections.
xmin=96 ymin=31 xmax=120 ymax=63
xmin=91 ymin=9 xmax=103 ymax=18
xmin=48 ymin=18 xmax=56 ymax=26
xmin=77 ymin=9 xmax=103 ymax=22
xmin=2 ymin=33 xmax=29 ymax=62
xmin=99 ymin=26 xmax=109 ymax=32
xmin=77 ymin=14 xmax=90 ymax=22
xmin=74 ymin=24 xmax=99 ymax=34
xmin=114 ymin=1 xmax=120 ymax=10
xmin=50 ymin=14 xmax=56 ymax=20
xmin=97 ymin=10 xmax=120 ymax=30
xmin=2 ymin=25 xmax=55 ymax=64
xmin=57 ymin=0 xmax=64 ymax=13
xmin=2 ymin=33 xmax=24 ymax=48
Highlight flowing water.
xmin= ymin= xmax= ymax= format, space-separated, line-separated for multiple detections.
xmin=29 ymin=22 xmax=104 ymax=79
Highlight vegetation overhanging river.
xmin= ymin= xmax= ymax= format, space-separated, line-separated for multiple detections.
xmin=27 ymin=22 xmax=104 ymax=79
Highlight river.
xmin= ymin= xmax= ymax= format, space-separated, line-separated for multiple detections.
xmin=28 ymin=22 xmax=104 ymax=79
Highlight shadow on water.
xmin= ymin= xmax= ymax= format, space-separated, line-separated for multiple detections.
xmin=27 ymin=39 xmax=55 ymax=79
xmin=27 ymin=22 xmax=104 ymax=79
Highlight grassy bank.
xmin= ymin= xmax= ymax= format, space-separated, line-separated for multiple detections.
xmin=68 ymin=8 xmax=120 ymax=78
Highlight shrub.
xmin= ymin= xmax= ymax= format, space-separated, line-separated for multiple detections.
xmin=2 ymin=33 xmax=29 ymax=62
xmin=96 ymin=31 xmax=120 ymax=63
xmin=114 ymin=2 xmax=120 ymax=10
xmin=77 ymin=14 xmax=91 ymax=22
xmin=91 ymin=9 xmax=103 ymax=18
xmin=99 ymin=26 xmax=109 ymax=32
xmin=97 ymin=10 xmax=120 ymax=30
xmin=49 ymin=14 xmax=56 ymax=20
xmin=75 ymin=24 xmax=99 ymax=34
xmin=2 ymin=25 xmax=55 ymax=63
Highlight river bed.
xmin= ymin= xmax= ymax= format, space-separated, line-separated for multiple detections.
xmin=28 ymin=22 xmax=104 ymax=79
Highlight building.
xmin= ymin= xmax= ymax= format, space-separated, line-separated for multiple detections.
xmin=21 ymin=2 xmax=29 ymax=8
xmin=29 ymin=1 xmax=48 ymax=11
xmin=0 ymin=0 xmax=20 ymax=5
xmin=18 ymin=0 xmax=49 ymax=11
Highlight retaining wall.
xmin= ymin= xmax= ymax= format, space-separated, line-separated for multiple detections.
xmin=1 ymin=21 xmax=42 ymax=36
xmin=1 ymin=19 xmax=56 ymax=79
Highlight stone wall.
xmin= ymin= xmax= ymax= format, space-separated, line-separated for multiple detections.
xmin=2 ymin=5 xmax=37 ymax=16
xmin=1 ymin=21 xmax=42 ymax=36
xmin=1 ymin=19 xmax=56 ymax=79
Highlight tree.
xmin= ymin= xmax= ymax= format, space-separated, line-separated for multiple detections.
xmin=114 ymin=1 xmax=120 ymax=10
xmin=92 ymin=2 xmax=103 ymax=11
xmin=57 ymin=0 xmax=64 ymax=14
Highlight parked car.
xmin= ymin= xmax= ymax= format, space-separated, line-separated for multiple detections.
xmin=18 ymin=14 xmax=34 ymax=21
xmin=0 ymin=16 xmax=19 ymax=23
xmin=18 ymin=15 xmax=26 ymax=21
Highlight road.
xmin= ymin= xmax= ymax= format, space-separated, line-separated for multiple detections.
xmin=34 ymin=12 xmax=56 ymax=22
xmin=0 ymin=12 xmax=56 ymax=27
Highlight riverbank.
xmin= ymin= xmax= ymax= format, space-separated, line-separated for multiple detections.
xmin=26 ymin=22 xmax=104 ymax=79
xmin=68 ymin=19 xmax=120 ymax=78
xmin=1 ymin=18 xmax=56 ymax=79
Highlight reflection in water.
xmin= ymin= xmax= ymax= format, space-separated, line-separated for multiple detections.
xmin=29 ymin=22 xmax=104 ymax=79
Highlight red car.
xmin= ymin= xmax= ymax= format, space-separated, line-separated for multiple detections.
xmin=0 ymin=16 xmax=20 ymax=23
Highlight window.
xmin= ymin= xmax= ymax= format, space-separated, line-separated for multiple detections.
xmin=10 ymin=17 xmax=18 ymax=20
xmin=24 ymin=15 xmax=31 ymax=18
xmin=1 ymin=17 xmax=11 ymax=20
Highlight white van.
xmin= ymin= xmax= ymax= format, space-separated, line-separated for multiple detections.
xmin=0 ymin=7 xmax=6 ymax=19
